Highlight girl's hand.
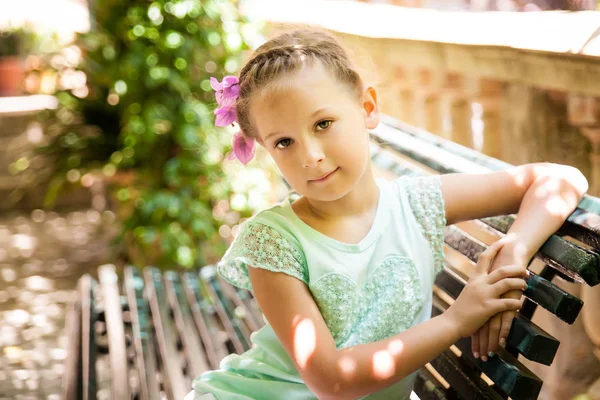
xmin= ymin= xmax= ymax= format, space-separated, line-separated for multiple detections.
xmin=445 ymin=239 xmax=527 ymax=340
xmin=472 ymin=309 xmax=518 ymax=362
xmin=471 ymin=240 xmax=530 ymax=361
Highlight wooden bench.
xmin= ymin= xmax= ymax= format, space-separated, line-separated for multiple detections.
xmin=63 ymin=115 xmax=600 ymax=400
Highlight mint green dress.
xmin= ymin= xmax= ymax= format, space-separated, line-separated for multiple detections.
xmin=186 ymin=175 xmax=446 ymax=400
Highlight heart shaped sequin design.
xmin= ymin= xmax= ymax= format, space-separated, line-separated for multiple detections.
xmin=310 ymin=255 xmax=423 ymax=348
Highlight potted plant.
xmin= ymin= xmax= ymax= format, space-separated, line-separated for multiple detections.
xmin=0 ymin=27 xmax=35 ymax=96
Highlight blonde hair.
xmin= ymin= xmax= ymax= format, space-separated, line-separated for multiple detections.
xmin=235 ymin=27 xmax=365 ymax=140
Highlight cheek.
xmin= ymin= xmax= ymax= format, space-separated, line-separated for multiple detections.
xmin=272 ymin=153 xmax=302 ymax=180
xmin=329 ymin=126 xmax=367 ymax=156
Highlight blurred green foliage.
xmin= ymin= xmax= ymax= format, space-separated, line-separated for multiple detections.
xmin=0 ymin=26 xmax=38 ymax=57
xmin=36 ymin=0 xmax=261 ymax=269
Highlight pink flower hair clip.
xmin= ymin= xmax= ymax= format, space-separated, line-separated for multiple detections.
xmin=210 ymin=75 xmax=255 ymax=165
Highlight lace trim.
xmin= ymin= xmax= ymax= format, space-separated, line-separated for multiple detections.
xmin=404 ymin=175 xmax=447 ymax=276
xmin=217 ymin=222 xmax=308 ymax=291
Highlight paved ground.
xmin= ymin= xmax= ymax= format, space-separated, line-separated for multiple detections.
xmin=0 ymin=208 xmax=118 ymax=399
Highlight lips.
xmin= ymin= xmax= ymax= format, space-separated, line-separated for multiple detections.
xmin=310 ymin=168 xmax=338 ymax=182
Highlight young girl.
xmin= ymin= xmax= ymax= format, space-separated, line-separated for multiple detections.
xmin=186 ymin=27 xmax=588 ymax=399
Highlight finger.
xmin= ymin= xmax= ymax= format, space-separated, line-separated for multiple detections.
xmin=491 ymin=278 xmax=527 ymax=297
xmin=487 ymin=264 xmax=528 ymax=284
xmin=499 ymin=310 xmax=517 ymax=346
xmin=472 ymin=329 xmax=480 ymax=359
xmin=479 ymin=323 xmax=490 ymax=362
xmin=495 ymin=297 xmax=525 ymax=312
xmin=487 ymin=313 xmax=502 ymax=355
xmin=475 ymin=240 xmax=505 ymax=275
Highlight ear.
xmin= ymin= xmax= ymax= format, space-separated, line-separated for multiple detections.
xmin=362 ymin=86 xmax=380 ymax=130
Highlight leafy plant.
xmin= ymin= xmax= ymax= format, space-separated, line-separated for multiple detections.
xmin=0 ymin=26 xmax=38 ymax=58
xmin=34 ymin=0 xmax=267 ymax=269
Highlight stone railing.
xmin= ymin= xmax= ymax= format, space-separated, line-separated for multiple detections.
xmin=357 ymin=0 xmax=599 ymax=11
xmin=250 ymin=0 xmax=600 ymax=195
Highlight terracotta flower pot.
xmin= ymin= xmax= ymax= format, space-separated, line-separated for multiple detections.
xmin=0 ymin=56 xmax=25 ymax=96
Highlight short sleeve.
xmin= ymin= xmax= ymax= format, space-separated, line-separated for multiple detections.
xmin=402 ymin=175 xmax=447 ymax=276
xmin=216 ymin=221 xmax=309 ymax=291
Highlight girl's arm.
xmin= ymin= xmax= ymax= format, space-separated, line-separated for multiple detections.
xmin=441 ymin=162 xmax=587 ymax=228
xmin=440 ymin=162 xmax=589 ymax=358
xmin=247 ymin=242 xmax=525 ymax=400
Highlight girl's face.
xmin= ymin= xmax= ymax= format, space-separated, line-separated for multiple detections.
xmin=251 ymin=61 xmax=380 ymax=202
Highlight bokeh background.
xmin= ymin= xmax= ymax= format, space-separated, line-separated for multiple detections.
xmin=1 ymin=0 xmax=600 ymax=398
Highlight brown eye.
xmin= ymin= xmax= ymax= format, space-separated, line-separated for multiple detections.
xmin=275 ymin=138 xmax=292 ymax=149
xmin=316 ymin=120 xmax=332 ymax=131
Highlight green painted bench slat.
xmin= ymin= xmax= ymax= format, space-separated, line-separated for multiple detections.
xmin=444 ymin=225 xmax=584 ymax=324
xmin=183 ymin=271 xmax=231 ymax=366
xmin=165 ymin=271 xmax=212 ymax=377
xmin=124 ymin=266 xmax=161 ymax=400
xmin=432 ymin=297 xmax=543 ymax=400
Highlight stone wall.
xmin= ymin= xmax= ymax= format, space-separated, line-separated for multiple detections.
xmin=333 ymin=32 xmax=600 ymax=193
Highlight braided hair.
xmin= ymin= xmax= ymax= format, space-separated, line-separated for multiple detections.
xmin=235 ymin=27 xmax=365 ymax=140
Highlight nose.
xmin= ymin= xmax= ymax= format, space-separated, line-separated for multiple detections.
xmin=302 ymin=138 xmax=325 ymax=168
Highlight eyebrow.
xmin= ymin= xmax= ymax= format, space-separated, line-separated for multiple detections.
xmin=263 ymin=107 xmax=332 ymax=142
